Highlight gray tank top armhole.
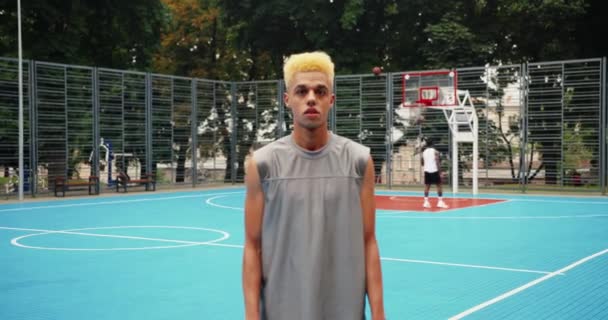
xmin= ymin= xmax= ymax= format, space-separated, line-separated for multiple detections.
xmin=349 ymin=141 xmax=371 ymax=178
xmin=253 ymin=149 xmax=269 ymax=182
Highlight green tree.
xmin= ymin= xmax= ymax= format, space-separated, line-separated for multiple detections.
xmin=420 ymin=13 xmax=493 ymax=69
xmin=483 ymin=66 xmax=524 ymax=182
xmin=492 ymin=0 xmax=588 ymax=61
xmin=154 ymin=0 xmax=256 ymax=80
xmin=0 ymin=0 xmax=165 ymax=70
xmin=0 ymin=59 xmax=25 ymax=179
xmin=219 ymin=0 xmax=401 ymax=76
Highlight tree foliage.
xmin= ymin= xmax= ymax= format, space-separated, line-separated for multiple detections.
xmin=154 ymin=0 xmax=251 ymax=80
xmin=0 ymin=0 xmax=165 ymax=70
xmin=1 ymin=0 xmax=601 ymax=74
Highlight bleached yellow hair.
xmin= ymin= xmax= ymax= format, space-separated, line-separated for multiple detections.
xmin=283 ymin=51 xmax=335 ymax=89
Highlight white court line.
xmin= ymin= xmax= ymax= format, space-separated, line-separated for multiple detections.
xmin=0 ymin=226 xmax=262 ymax=250
xmin=377 ymin=210 xmax=419 ymax=214
xmin=4 ymin=192 xmax=604 ymax=214
xmin=384 ymin=197 xmax=511 ymax=212
xmin=1 ymin=226 xmax=558 ymax=276
xmin=511 ymin=199 xmax=608 ymax=205
xmin=0 ymin=226 xmax=49 ymax=232
xmin=205 ymin=195 xmax=243 ymax=211
xmin=0 ymin=191 xmax=245 ymax=213
xmin=204 ymin=242 xmax=561 ymax=275
xmin=2 ymin=226 xmax=232 ymax=251
xmin=381 ymin=257 xmax=561 ymax=275
xmin=455 ymin=200 xmax=512 ymax=211
xmin=378 ymin=193 xmax=608 ymax=205
xmin=448 ymin=248 xmax=608 ymax=319
xmin=377 ymin=214 xmax=608 ymax=220
xmin=207 ymin=243 xmax=244 ymax=248
xmin=207 ymin=196 xmax=512 ymax=213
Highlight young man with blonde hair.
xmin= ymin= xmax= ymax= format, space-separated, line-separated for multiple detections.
xmin=242 ymin=51 xmax=386 ymax=320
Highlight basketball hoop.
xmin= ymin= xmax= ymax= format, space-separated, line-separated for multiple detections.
xmin=402 ymin=70 xmax=458 ymax=108
xmin=399 ymin=70 xmax=479 ymax=195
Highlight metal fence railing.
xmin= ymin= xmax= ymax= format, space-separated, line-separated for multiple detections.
xmin=0 ymin=56 xmax=606 ymax=198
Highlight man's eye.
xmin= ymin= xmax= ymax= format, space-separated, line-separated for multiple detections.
xmin=295 ymin=88 xmax=307 ymax=96
xmin=315 ymin=88 xmax=328 ymax=96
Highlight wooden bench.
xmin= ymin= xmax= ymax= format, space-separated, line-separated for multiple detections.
xmin=116 ymin=173 xmax=156 ymax=193
xmin=54 ymin=176 xmax=100 ymax=197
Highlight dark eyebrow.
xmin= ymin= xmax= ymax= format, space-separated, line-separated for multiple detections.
xmin=294 ymin=84 xmax=329 ymax=90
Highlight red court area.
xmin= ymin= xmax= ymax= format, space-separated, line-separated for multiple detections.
xmin=375 ymin=195 xmax=505 ymax=213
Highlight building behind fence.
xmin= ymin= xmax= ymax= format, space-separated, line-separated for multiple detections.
xmin=0 ymin=57 xmax=606 ymax=197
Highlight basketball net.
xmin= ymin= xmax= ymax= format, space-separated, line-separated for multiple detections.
xmin=393 ymin=103 xmax=425 ymax=161
xmin=396 ymin=101 xmax=426 ymax=125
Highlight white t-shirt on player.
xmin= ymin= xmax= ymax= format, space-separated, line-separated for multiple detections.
xmin=422 ymin=147 xmax=438 ymax=173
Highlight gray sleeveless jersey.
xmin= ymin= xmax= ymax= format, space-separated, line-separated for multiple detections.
xmin=253 ymin=133 xmax=370 ymax=320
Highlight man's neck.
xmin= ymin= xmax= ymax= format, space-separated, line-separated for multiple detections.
xmin=292 ymin=127 xmax=330 ymax=151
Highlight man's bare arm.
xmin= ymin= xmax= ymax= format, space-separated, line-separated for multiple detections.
xmin=242 ymin=158 xmax=265 ymax=320
xmin=435 ymin=150 xmax=441 ymax=173
xmin=361 ymin=157 xmax=386 ymax=320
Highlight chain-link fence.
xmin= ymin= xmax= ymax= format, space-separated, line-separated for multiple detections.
xmin=0 ymin=57 xmax=606 ymax=198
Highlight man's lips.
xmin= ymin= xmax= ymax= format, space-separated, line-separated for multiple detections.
xmin=304 ymin=108 xmax=320 ymax=115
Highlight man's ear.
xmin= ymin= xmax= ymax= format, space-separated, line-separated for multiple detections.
xmin=284 ymin=92 xmax=291 ymax=109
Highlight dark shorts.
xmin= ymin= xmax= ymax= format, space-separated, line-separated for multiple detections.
xmin=424 ymin=171 xmax=441 ymax=185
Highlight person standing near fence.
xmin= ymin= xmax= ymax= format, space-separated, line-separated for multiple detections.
xmin=421 ymin=139 xmax=449 ymax=209
xmin=242 ymin=51 xmax=386 ymax=320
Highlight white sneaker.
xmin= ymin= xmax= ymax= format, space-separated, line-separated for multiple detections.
xmin=423 ymin=201 xmax=431 ymax=208
xmin=437 ymin=200 xmax=449 ymax=208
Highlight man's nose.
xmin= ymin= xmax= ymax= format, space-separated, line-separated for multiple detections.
xmin=306 ymin=90 xmax=317 ymax=105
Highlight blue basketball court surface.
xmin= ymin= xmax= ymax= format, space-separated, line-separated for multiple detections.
xmin=1 ymin=188 xmax=607 ymax=319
